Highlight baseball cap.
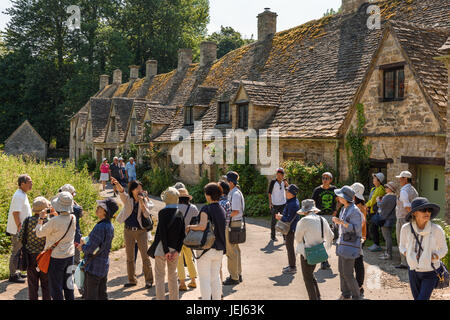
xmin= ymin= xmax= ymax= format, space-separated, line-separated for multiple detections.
xmin=276 ymin=168 xmax=285 ymax=174
xmin=396 ymin=171 xmax=412 ymax=179
xmin=96 ymin=198 xmax=119 ymax=218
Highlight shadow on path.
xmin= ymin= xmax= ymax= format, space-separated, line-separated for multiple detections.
xmin=260 ymin=240 xmax=284 ymax=254
xmin=268 ymin=273 xmax=295 ymax=287
xmin=315 ymin=269 xmax=338 ymax=283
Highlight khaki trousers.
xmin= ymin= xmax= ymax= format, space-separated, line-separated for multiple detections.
xmin=396 ymin=217 xmax=407 ymax=265
xmin=225 ymin=221 xmax=242 ymax=281
xmin=124 ymin=228 xmax=153 ymax=285
xmin=9 ymin=234 xmax=22 ymax=277
xmin=155 ymin=256 xmax=179 ymax=300
xmin=177 ymin=245 xmax=197 ymax=281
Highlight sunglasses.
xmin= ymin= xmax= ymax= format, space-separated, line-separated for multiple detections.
xmin=322 ymin=177 xmax=331 ymax=180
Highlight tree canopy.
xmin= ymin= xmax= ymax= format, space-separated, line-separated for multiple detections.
xmin=207 ymin=26 xmax=254 ymax=59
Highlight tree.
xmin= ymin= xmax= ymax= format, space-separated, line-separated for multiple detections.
xmin=323 ymin=7 xmax=342 ymax=17
xmin=208 ymin=26 xmax=254 ymax=59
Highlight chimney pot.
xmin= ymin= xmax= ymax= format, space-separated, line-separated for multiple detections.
xmin=257 ymin=8 xmax=277 ymax=41
xmin=146 ymin=60 xmax=158 ymax=78
xmin=178 ymin=49 xmax=193 ymax=71
xmin=129 ymin=65 xmax=139 ymax=79
xmin=99 ymin=74 xmax=109 ymax=90
xmin=200 ymin=41 xmax=217 ymax=67
xmin=113 ymin=69 xmax=122 ymax=85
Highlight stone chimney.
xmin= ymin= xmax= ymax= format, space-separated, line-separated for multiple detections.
xmin=178 ymin=49 xmax=193 ymax=71
xmin=146 ymin=60 xmax=157 ymax=78
xmin=257 ymin=8 xmax=277 ymax=41
xmin=129 ymin=65 xmax=139 ymax=80
xmin=341 ymin=0 xmax=368 ymax=15
xmin=99 ymin=75 xmax=109 ymax=90
xmin=113 ymin=69 xmax=122 ymax=85
xmin=200 ymin=41 xmax=217 ymax=67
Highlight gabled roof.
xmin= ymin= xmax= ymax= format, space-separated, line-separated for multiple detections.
xmin=5 ymin=120 xmax=47 ymax=145
xmin=439 ymin=37 xmax=450 ymax=53
xmin=233 ymin=80 xmax=285 ymax=107
xmin=110 ymin=98 xmax=134 ymax=142
xmin=389 ymin=20 xmax=449 ymax=122
xmin=90 ymin=98 xmax=112 ymax=143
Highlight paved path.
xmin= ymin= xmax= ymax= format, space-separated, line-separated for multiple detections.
xmin=1 ymin=196 xmax=449 ymax=300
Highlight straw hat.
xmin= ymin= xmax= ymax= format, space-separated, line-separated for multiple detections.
xmin=161 ymin=187 xmax=180 ymax=205
xmin=32 ymin=197 xmax=50 ymax=213
xmin=178 ymin=188 xmax=192 ymax=200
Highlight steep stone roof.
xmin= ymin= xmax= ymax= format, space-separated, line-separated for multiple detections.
xmin=75 ymin=0 xmax=449 ymax=143
xmin=439 ymin=37 xmax=450 ymax=52
xmin=90 ymin=98 xmax=112 ymax=143
xmin=234 ymin=80 xmax=285 ymax=107
xmin=389 ymin=21 xmax=449 ymax=120
xmin=185 ymin=86 xmax=218 ymax=107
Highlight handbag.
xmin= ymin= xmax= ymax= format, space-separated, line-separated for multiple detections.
xmin=141 ymin=214 xmax=154 ymax=232
xmin=76 ymin=232 xmax=108 ymax=290
xmin=410 ymin=224 xmax=449 ymax=289
xmin=17 ymin=217 xmax=30 ymax=272
xmin=304 ymin=217 xmax=329 ymax=265
xmin=183 ymin=206 xmax=216 ymax=259
xmin=275 ymin=220 xmax=291 ymax=236
xmin=343 ymin=224 xmax=358 ymax=242
xmin=36 ymin=215 xmax=73 ymax=274
xmin=337 ymin=221 xmax=361 ymax=259
xmin=229 ymin=216 xmax=246 ymax=244
xmin=370 ymin=213 xmax=385 ymax=227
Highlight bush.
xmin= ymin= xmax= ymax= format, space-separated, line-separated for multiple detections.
xmin=283 ymin=160 xmax=336 ymax=201
xmin=141 ymin=166 xmax=175 ymax=196
xmin=433 ymin=218 xmax=450 ymax=269
xmin=245 ymin=194 xmax=270 ymax=217
xmin=187 ymin=173 xmax=209 ymax=204
xmin=227 ymin=163 xmax=268 ymax=196
xmin=76 ymin=153 xmax=97 ymax=173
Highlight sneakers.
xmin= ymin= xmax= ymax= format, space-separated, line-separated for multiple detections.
xmin=19 ymin=273 xmax=27 ymax=279
xmin=368 ymin=244 xmax=382 ymax=252
xmin=145 ymin=283 xmax=153 ymax=289
xmin=379 ymin=252 xmax=392 ymax=260
xmin=179 ymin=283 xmax=188 ymax=291
xmin=321 ymin=261 xmax=331 ymax=270
xmin=188 ymin=280 xmax=197 ymax=288
xmin=337 ymin=295 xmax=351 ymax=300
xmin=359 ymin=287 xmax=364 ymax=298
xmin=271 ymin=236 xmax=278 ymax=242
xmin=223 ymin=277 xmax=239 ymax=285
xmin=123 ymin=283 xmax=137 ymax=288
xmin=8 ymin=275 xmax=25 ymax=284
xmin=239 ymin=275 xmax=243 ymax=283
xmin=282 ymin=266 xmax=297 ymax=274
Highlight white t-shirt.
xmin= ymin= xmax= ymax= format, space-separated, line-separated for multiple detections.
xmin=7 ymin=189 xmax=32 ymax=235
xmin=228 ymin=187 xmax=244 ymax=221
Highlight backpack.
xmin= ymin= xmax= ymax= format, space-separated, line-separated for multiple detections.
xmin=183 ymin=206 xmax=216 ymax=259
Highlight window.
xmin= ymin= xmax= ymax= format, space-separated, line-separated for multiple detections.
xmin=218 ymin=102 xmax=230 ymax=123
xmin=131 ymin=118 xmax=137 ymax=136
xmin=383 ymin=66 xmax=405 ymax=101
xmin=111 ymin=116 xmax=116 ymax=132
xmin=238 ymin=103 xmax=248 ymax=129
xmin=184 ymin=107 xmax=193 ymax=125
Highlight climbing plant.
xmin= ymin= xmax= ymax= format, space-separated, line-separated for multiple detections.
xmin=345 ymin=103 xmax=372 ymax=188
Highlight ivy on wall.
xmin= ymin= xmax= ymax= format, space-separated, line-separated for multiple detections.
xmin=345 ymin=103 xmax=372 ymax=188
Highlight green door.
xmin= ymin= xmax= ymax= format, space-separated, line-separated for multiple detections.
xmin=417 ymin=165 xmax=445 ymax=220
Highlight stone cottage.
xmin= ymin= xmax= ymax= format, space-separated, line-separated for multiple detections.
xmin=69 ymin=0 xmax=449 ymax=220
xmin=5 ymin=120 xmax=47 ymax=160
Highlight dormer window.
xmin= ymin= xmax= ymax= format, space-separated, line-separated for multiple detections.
xmin=381 ymin=63 xmax=405 ymax=101
xmin=111 ymin=116 xmax=116 ymax=132
xmin=184 ymin=107 xmax=194 ymax=125
xmin=218 ymin=101 xmax=230 ymax=124
xmin=131 ymin=118 xmax=137 ymax=136
xmin=237 ymin=103 xmax=248 ymax=129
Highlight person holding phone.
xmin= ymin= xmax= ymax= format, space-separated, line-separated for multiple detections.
xmin=112 ymin=177 xmax=155 ymax=289
xmin=268 ymin=168 xmax=288 ymax=242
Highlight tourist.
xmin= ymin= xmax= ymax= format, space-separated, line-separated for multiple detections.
xmin=99 ymin=158 xmax=109 ymax=191
xmin=176 ymin=188 xmax=199 ymax=291
xmin=219 ymin=180 xmax=232 ymax=283
xmin=395 ymin=171 xmax=418 ymax=269
xmin=295 ymin=199 xmax=334 ymax=300
xmin=367 ymin=172 xmax=385 ymax=252
xmin=126 ymin=157 xmax=137 ymax=182
xmin=148 ymin=187 xmax=185 ymax=300
xmin=312 ymin=171 xmax=339 ymax=270
xmin=59 ymin=184 xmax=83 ymax=267
xmin=7 ymin=174 xmax=33 ymax=283
xmin=35 ymin=191 xmax=76 ymax=300
xmin=118 ymin=157 xmax=128 ymax=189
xmin=76 ymin=198 xmax=117 ymax=300
xmin=17 ymin=197 xmax=51 ymax=300
xmin=275 ymin=184 xmax=301 ymax=274
xmin=377 ymin=181 xmax=397 ymax=260
xmin=350 ymin=183 xmax=367 ymax=297
xmin=186 ymin=183 xmax=226 ymax=300
xmin=113 ymin=177 xmax=155 ymax=288
xmin=173 ymin=182 xmax=186 ymax=190
xmin=109 ymin=157 xmax=121 ymax=197
xmin=223 ymin=171 xmax=244 ymax=285
xmin=399 ymin=197 xmax=448 ymax=300
xmin=268 ymin=167 xmax=288 ymax=242
xmin=333 ymin=186 xmax=363 ymax=300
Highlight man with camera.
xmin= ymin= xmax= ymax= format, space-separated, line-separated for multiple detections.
xmin=268 ymin=168 xmax=289 ymax=242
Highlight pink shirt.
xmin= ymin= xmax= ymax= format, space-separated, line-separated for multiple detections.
xmin=100 ymin=163 xmax=109 ymax=173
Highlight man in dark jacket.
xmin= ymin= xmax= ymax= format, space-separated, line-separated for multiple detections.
xmin=276 ymin=184 xmax=300 ymax=274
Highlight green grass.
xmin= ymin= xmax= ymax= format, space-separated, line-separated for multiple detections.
xmin=0 ymin=154 xmax=129 ymax=280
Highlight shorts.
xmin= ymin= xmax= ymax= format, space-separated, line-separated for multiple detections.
xmin=100 ymin=173 xmax=109 ymax=181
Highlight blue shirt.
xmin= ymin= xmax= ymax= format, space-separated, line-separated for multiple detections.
xmin=73 ymin=204 xmax=83 ymax=243
xmin=219 ymin=196 xmax=232 ymax=225
xmin=281 ymin=197 xmax=300 ymax=232
xmin=82 ymin=219 xmax=114 ymax=278
xmin=125 ymin=162 xmax=136 ymax=178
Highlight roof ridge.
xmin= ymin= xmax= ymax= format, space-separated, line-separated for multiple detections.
xmin=388 ymin=19 xmax=450 ymax=33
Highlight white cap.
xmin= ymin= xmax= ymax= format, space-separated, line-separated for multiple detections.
xmin=396 ymin=171 xmax=412 ymax=179
xmin=350 ymin=183 xmax=365 ymax=201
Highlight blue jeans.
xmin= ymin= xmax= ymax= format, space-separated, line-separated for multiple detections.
xmin=128 ymin=175 xmax=136 ymax=182
xmin=408 ymin=268 xmax=438 ymax=300
xmin=48 ymin=256 xmax=75 ymax=300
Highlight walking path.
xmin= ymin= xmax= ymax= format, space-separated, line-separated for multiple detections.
xmin=1 ymin=195 xmax=449 ymax=300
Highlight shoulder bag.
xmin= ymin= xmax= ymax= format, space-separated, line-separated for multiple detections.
xmin=17 ymin=217 xmax=30 ymax=272
xmin=409 ymin=224 xmax=449 ymax=289
xmin=140 ymin=200 xmax=154 ymax=232
xmin=183 ymin=206 xmax=216 ymax=259
xmin=36 ymin=215 xmax=74 ymax=274
xmin=304 ymin=217 xmax=329 ymax=265
xmin=229 ymin=190 xmax=246 ymax=244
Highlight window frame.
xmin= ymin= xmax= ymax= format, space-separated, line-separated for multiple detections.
xmin=130 ymin=117 xmax=137 ymax=136
xmin=184 ymin=107 xmax=194 ymax=126
xmin=217 ymin=101 xmax=230 ymax=124
xmin=382 ymin=66 xmax=405 ymax=102
xmin=111 ymin=116 xmax=116 ymax=132
xmin=237 ymin=103 xmax=249 ymax=130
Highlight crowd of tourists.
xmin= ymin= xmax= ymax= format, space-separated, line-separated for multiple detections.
xmin=5 ymin=164 xmax=449 ymax=301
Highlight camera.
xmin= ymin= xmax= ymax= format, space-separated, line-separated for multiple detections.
xmin=46 ymin=208 xmax=51 ymax=214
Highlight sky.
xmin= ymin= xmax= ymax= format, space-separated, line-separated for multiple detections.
xmin=0 ymin=0 xmax=342 ymax=38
